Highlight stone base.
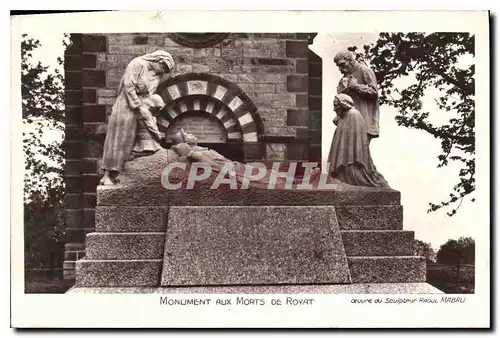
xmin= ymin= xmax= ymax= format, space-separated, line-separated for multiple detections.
xmin=75 ymin=255 xmax=426 ymax=287
xmin=67 ymin=283 xmax=443 ymax=294
xmin=161 ymin=206 xmax=351 ymax=286
xmin=81 ymin=162 xmax=426 ymax=290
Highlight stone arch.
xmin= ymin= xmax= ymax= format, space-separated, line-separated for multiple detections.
xmin=156 ymin=73 xmax=264 ymax=144
xmin=167 ymin=33 xmax=230 ymax=48
xmin=165 ymin=109 xmax=230 ymax=143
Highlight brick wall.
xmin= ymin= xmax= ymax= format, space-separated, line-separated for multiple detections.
xmin=62 ymin=32 xmax=320 ymax=279
xmin=64 ymin=34 xmax=100 ymax=279
xmin=307 ymin=46 xmax=322 ymax=163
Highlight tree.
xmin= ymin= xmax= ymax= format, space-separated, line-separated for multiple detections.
xmin=413 ymin=239 xmax=436 ymax=263
xmin=436 ymin=237 xmax=475 ymax=286
xmin=24 ymin=190 xmax=65 ymax=269
xmin=436 ymin=236 xmax=475 ymax=265
xmin=22 ymin=34 xmax=69 ymax=269
xmin=351 ymin=33 xmax=475 ymax=216
xmin=22 ymin=33 xmax=68 ymax=202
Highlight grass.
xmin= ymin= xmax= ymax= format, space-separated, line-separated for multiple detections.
xmin=25 ymin=278 xmax=74 ymax=294
xmin=426 ymin=264 xmax=475 ymax=294
xmin=24 ymin=269 xmax=74 ymax=293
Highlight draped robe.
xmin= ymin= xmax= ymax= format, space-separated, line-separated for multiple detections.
xmin=337 ymin=61 xmax=380 ymax=138
xmin=101 ymin=57 xmax=162 ymax=172
xmin=327 ymin=107 xmax=389 ymax=188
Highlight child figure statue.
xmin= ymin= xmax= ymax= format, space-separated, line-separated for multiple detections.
xmin=130 ymin=94 xmax=166 ymax=160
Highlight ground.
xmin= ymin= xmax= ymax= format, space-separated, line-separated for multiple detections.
xmin=25 ymin=278 xmax=74 ymax=294
xmin=426 ymin=264 xmax=475 ymax=294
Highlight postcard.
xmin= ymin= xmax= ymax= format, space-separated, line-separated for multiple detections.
xmin=10 ymin=10 xmax=490 ymax=328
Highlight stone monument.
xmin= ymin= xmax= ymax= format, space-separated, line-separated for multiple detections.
xmin=63 ymin=33 xmax=322 ymax=278
xmin=69 ymin=149 xmax=438 ymax=293
xmin=64 ymin=32 xmax=441 ymax=293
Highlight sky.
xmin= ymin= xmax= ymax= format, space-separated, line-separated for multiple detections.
xmin=22 ymin=33 xmax=66 ymax=198
xmin=311 ymin=33 xmax=477 ymax=249
xmin=22 ymin=30 xmax=477 ymax=250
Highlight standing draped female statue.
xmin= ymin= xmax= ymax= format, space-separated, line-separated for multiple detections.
xmin=99 ymin=50 xmax=175 ymax=185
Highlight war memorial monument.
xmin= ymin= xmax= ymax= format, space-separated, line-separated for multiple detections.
xmin=62 ymin=33 xmax=441 ymax=293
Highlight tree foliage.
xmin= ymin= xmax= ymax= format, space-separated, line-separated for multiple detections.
xmin=351 ymin=33 xmax=475 ymax=216
xmin=24 ymin=189 xmax=66 ymax=269
xmin=413 ymin=239 xmax=436 ymax=263
xmin=22 ymin=33 xmax=67 ymax=202
xmin=22 ymin=34 xmax=69 ymax=269
xmin=436 ymin=236 xmax=475 ymax=265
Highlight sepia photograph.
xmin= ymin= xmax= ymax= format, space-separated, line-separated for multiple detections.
xmin=10 ymin=10 xmax=490 ymax=328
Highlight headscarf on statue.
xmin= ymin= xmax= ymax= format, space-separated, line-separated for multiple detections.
xmin=140 ymin=50 xmax=176 ymax=71
xmin=335 ymin=93 xmax=355 ymax=110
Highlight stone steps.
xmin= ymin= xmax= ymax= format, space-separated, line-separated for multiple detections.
xmin=76 ymin=259 xmax=162 ymax=287
xmin=75 ymin=256 xmax=425 ymax=287
xmin=94 ymin=205 xmax=403 ymax=232
xmin=348 ymin=256 xmax=426 ymax=283
xmin=341 ymin=230 xmax=414 ymax=256
xmin=85 ymin=232 xmax=165 ymax=260
xmin=84 ymin=229 xmax=415 ymax=260
xmin=95 ymin=206 xmax=168 ymax=232
xmin=335 ymin=205 xmax=403 ymax=230
xmin=77 ymin=202 xmax=425 ymax=288
xmin=97 ymin=186 xmax=401 ymax=207
xmin=68 ymin=283 xmax=443 ymax=294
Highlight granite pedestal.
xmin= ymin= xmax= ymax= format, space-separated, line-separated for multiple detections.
xmin=70 ymin=152 xmax=442 ymax=293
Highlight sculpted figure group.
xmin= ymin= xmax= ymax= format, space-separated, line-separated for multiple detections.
xmin=99 ymin=50 xmax=175 ymax=185
xmin=99 ymin=49 xmax=389 ymax=189
xmin=327 ymin=51 xmax=389 ymax=188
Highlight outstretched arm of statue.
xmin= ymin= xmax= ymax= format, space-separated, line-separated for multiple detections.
xmin=137 ymin=106 xmax=163 ymax=141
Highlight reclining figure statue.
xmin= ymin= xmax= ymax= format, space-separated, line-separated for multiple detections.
xmin=163 ymin=129 xmax=337 ymax=190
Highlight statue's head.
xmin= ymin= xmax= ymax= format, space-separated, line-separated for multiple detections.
xmin=147 ymin=94 xmax=165 ymax=111
xmin=171 ymin=128 xmax=198 ymax=146
xmin=142 ymin=50 xmax=176 ymax=74
xmin=334 ymin=51 xmax=356 ymax=75
xmin=334 ymin=94 xmax=354 ymax=112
